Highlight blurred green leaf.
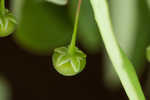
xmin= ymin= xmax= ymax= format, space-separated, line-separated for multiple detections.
xmin=45 ymin=0 xmax=68 ymax=5
xmin=11 ymin=0 xmax=25 ymax=20
xmin=104 ymin=0 xmax=139 ymax=88
xmin=12 ymin=0 xmax=72 ymax=55
xmin=104 ymin=0 xmax=150 ymax=89
xmin=146 ymin=46 xmax=150 ymax=62
xmin=90 ymin=0 xmax=145 ymax=99
xmin=68 ymin=0 xmax=101 ymax=53
xmin=130 ymin=0 xmax=150 ymax=74
xmin=0 ymin=76 xmax=11 ymax=100
xmin=147 ymin=0 xmax=150 ymax=10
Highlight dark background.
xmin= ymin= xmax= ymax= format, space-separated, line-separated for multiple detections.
xmin=0 ymin=0 xmax=149 ymax=100
xmin=0 ymin=34 xmax=149 ymax=100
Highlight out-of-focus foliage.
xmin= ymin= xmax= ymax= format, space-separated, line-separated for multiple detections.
xmin=68 ymin=0 xmax=101 ymax=53
xmin=90 ymin=0 xmax=145 ymax=99
xmin=132 ymin=0 xmax=150 ymax=73
xmin=45 ymin=0 xmax=68 ymax=5
xmin=104 ymin=0 xmax=138 ymax=88
xmin=0 ymin=76 xmax=11 ymax=100
xmin=11 ymin=0 xmax=25 ymax=20
xmin=103 ymin=0 xmax=150 ymax=89
xmin=146 ymin=46 xmax=150 ymax=62
xmin=148 ymin=0 xmax=150 ymax=10
xmin=11 ymin=0 xmax=102 ymax=55
xmin=10 ymin=0 xmax=150 ymax=95
xmin=12 ymin=0 xmax=73 ymax=55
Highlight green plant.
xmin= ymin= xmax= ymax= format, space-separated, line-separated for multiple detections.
xmin=1 ymin=0 xmax=149 ymax=99
xmin=148 ymin=0 xmax=150 ymax=10
xmin=52 ymin=46 xmax=86 ymax=76
xmin=49 ymin=0 xmax=145 ymax=98
xmin=45 ymin=0 xmax=68 ymax=5
xmin=68 ymin=0 xmax=101 ymax=53
xmin=0 ymin=76 xmax=11 ymax=100
xmin=146 ymin=46 xmax=150 ymax=62
xmin=90 ymin=0 xmax=145 ymax=100
xmin=0 ymin=0 xmax=16 ymax=37
xmin=52 ymin=0 xmax=86 ymax=76
xmin=103 ymin=0 xmax=139 ymax=88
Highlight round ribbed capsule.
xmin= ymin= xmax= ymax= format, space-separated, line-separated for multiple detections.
xmin=0 ymin=9 xmax=16 ymax=37
xmin=52 ymin=46 xmax=86 ymax=76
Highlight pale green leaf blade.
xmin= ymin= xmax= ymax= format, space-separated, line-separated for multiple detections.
xmin=104 ymin=0 xmax=142 ymax=89
xmin=45 ymin=0 xmax=68 ymax=5
xmin=90 ymin=0 xmax=145 ymax=100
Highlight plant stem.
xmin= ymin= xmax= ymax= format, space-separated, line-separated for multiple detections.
xmin=0 ymin=0 xmax=5 ymax=14
xmin=90 ymin=0 xmax=145 ymax=100
xmin=68 ymin=0 xmax=82 ymax=54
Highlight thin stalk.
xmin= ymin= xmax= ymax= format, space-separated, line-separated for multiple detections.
xmin=0 ymin=0 xmax=5 ymax=14
xmin=68 ymin=0 xmax=82 ymax=54
xmin=90 ymin=0 xmax=145 ymax=100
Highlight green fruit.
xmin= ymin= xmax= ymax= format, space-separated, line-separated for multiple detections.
xmin=52 ymin=46 xmax=86 ymax=76
xmin=0 ymin=9 xmax=16 ymax=37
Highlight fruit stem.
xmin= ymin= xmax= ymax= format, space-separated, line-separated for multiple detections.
xmin=68 ymin=0 xmax=82 ymax=54
xmin=0 ymin=0 xmax=5 ymax=14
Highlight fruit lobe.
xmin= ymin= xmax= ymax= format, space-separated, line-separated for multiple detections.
xmin=0 ymin=9 xmax=16 ymax=37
